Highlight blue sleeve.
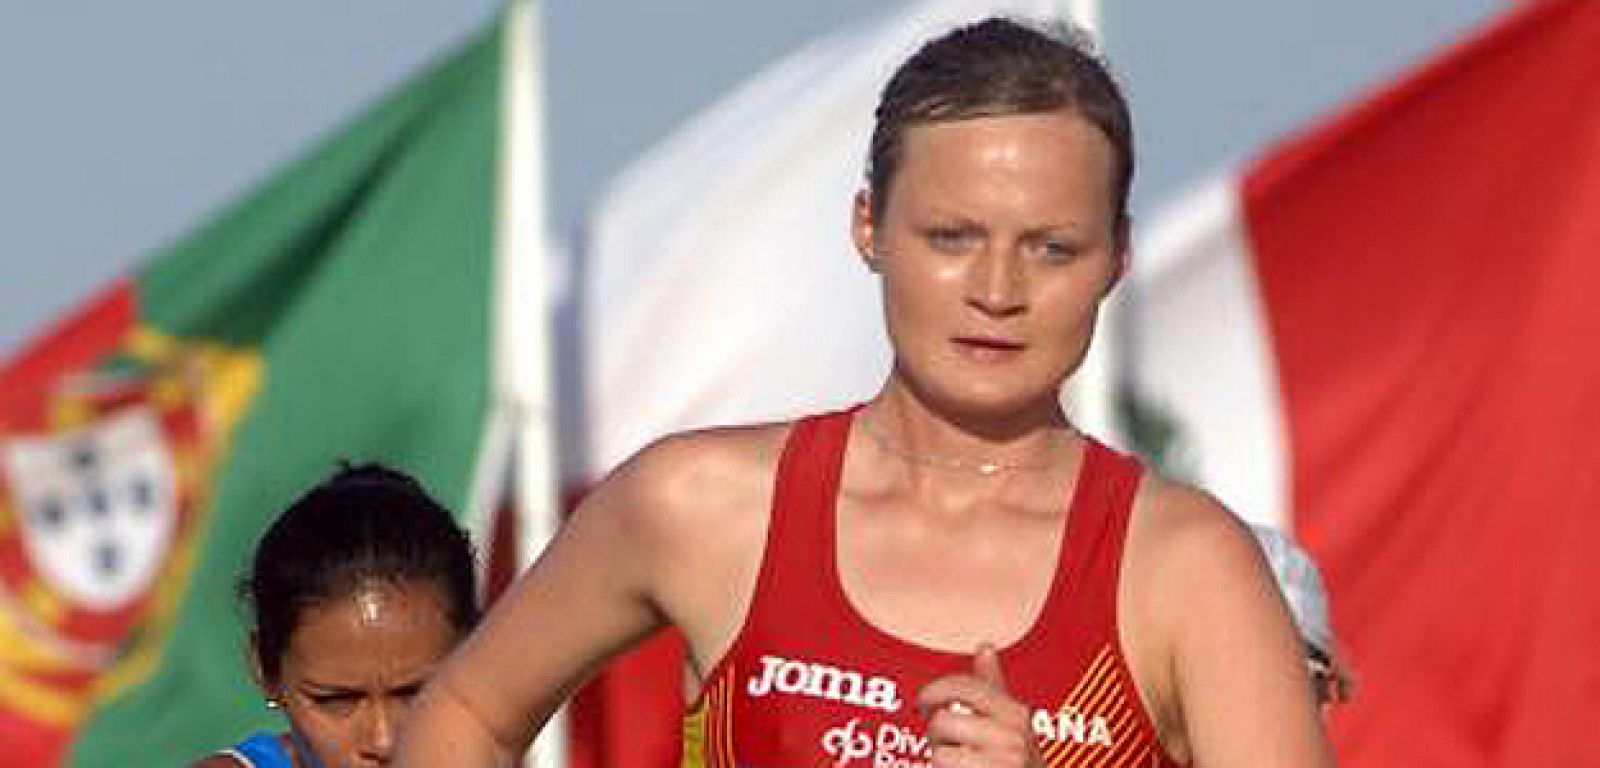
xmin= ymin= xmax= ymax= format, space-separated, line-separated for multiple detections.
xmin=223 ymin=732 xmax=294 ymax=768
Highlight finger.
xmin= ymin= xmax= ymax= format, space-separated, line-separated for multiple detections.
xmin=919 ymin=673 xmax=1031 ymax=726
xmin=925 ymin=705 xmax=1004 ymax=748
xmin=929 ymin=742 xmax=981 ymax=768
xmin=973 ymin=643 xmax=1009 ymax=691
xmin=918 ymin=673 xmax=982 ymax=713
xmin=917 ymin=673 xmax=991 ymax=717
xmin=929 ymin=706 xmax=1041 ymax=755
xmin=930 ymin=736 xmax=1033 ymax=768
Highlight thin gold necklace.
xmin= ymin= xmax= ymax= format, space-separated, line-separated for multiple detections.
xmin=859 ymin=416 xmax=1063 ymax=476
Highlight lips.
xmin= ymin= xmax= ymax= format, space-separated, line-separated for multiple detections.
xmin=951 ymin=335 xmax=1025 ymax=359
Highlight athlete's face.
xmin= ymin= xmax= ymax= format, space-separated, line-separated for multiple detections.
xmin=267 ymin=579 xmax=459 ymax=768
xmin=854 ymin=111 xmax=1125 ymax=419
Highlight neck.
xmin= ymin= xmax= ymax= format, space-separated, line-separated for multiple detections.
xmin=863 ymin=381 xmax=1077 ymax=475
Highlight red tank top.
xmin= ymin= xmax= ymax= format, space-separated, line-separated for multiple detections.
xmin=682 ymin=409 xmax=1182 ymax=768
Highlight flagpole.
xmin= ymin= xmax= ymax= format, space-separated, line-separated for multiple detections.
xmin=1059 ymin=0 xmax=1123 ymax=445
xmin=1066 ymin=0 xmax=1101 ymax=40
xmin=494 ymin=1 xmax=568 ymax=767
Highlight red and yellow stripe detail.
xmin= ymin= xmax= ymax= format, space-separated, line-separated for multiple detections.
xmin=1038 ymin=645 xmax=1162 ymax=768
xmin=681 ymin=667 xmax=738 ymax=768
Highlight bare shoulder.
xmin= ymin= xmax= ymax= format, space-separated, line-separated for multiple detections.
xmin=583 ymin=421 xmax=795 ymax=663
xmin=1122 ymin=473 xmax=1263 ymax=646
xmin=588 ymin=420 xmax=792 ymax=540
xmin=440 ymin=420 xmax=800 ymax=740
xmin=572 ymin=421 xmax=795 ymax=600
xmin=1122 ymin=473 xmax=1284 ymax=650
xmin=1119 ymin=474 xmax=1305 ymax=761
xmin=617 ymin=421 xmax=791 ymax=496
xmin=1126 ymin=474 xmax=1266 ymax=585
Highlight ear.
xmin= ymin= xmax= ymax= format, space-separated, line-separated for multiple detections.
xmin=851 ymin=188 xmax=879 ymax=272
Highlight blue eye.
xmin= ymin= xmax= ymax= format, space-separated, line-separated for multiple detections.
xmin=926 ymin=227 xmax=977 ymax=252
xmin=1037 ymin=240 xmax=1080 ymax=264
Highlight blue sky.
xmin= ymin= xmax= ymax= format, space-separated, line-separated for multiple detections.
xmin=0 ymin=1 xmax=1498 ymax=355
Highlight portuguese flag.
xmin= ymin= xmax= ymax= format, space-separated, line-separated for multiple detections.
xmin=0 ymin=9 xmax=545 ymax=765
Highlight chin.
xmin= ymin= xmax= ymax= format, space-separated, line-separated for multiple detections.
xmin=890 ymin=352 xmax=1067 ymax=423
xmin=920 ymin=380 xmax=1059 ymax=426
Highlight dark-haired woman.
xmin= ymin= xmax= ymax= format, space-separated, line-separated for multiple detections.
xmin=189 ymin=464 xmax=478 ymax=768
xmin=401 ymin=17 xmax=1333 ymax=768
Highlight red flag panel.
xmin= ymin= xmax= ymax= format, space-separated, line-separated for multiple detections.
xmin=1244 ymin=1 xmax=1600 ymax=764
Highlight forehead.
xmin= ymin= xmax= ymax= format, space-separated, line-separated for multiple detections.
xmin=889 ymin=111 xmax=1117 ymax=221
xmin=281 ymin=580 xmax=457 ymax=685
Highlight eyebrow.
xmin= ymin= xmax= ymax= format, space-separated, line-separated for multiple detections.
xmin=299 ymin=671 xmax=434 ymax=695
xmin=922 ymin=214 xmax=1085 ymax=233
xmin=1021 ymin=222 xmax=1089 ymax=238
xmin=917 ymin=213 xmax=982 ymax=227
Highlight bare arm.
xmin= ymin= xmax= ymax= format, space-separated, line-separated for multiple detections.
xmin=396 ymin=438 xmax=697 ymax=766
xmin=1125 ymin=481 xmax=1336 ymax=767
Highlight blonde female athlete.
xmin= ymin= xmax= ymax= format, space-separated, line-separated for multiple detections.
xmin=398 ymin=17 xmax=1334 ymax=768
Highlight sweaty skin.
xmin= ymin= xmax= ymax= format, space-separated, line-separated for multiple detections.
xmin=395 ymin=111 xmax=1335 ymax=768
xmin=278 ymin=581 xmax=457 ymax=768
xmin=280 ymin=581 xmax=456 ymax=768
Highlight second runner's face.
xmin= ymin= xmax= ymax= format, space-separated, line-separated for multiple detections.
xmin=855 ymin=111 xmax=1124 ymax=419
xmin=273 ymin=580 xmax=458 ymax=768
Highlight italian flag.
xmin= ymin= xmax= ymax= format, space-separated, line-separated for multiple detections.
xmin=0 ymin=6 xmax=555 ymax=765
xmin=1125 ymin=0 xmax=1600 ymax=764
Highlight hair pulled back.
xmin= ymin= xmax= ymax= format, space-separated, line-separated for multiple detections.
xmin=241 ymin=463 xmax=478 ymax=683
xmin=868 ymin=17 xmax=1134 ymax=232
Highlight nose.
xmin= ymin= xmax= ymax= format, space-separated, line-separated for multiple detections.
xmin=356 ymin=700 xmax=404 ymax=765
xmin=966 ymin=245 xmax=1025 ymax=316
